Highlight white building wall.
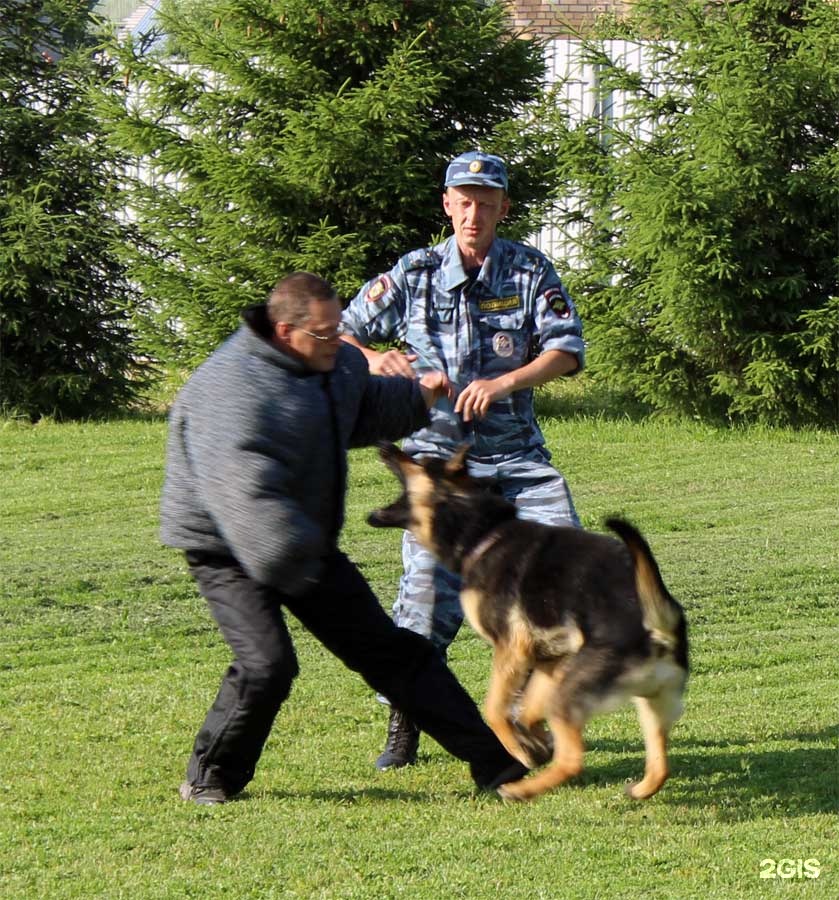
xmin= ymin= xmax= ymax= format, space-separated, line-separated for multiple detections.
xmin=529 ymin=39 xmax=661 ymax=266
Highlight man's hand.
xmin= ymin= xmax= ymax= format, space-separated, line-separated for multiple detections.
xmin=368 ymin=348 xmax=417 ymax=377
xmin=339 ymin=332 xmax=417 ymax=377
xmin=418 ymin=371 xmax=454 ymax=408
xmin=453 ymin=351 xmax=579 ymax=422
xmin=454 ymin=377 xmax=513 ymax=422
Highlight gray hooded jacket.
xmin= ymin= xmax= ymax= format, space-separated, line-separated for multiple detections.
xmin=160 ymin=305 xmax=430 ymax=597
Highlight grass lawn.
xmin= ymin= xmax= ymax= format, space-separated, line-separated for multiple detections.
xmin=0 ymin=404 xmax=836 ymax=898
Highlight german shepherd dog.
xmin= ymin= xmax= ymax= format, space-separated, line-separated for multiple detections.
xmin=368 ymin=443 xmax=689 ymax=802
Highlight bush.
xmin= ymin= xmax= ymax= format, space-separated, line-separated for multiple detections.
xmin=545 ymin=0 xmax=839 ymax=425
xmin=0 ymin=0 xmax=146 ymax=420
xmin=102 ymin=0 xmax=551 ymax=371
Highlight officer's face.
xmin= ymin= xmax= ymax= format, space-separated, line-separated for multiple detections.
xmin=443 ymin=185 xmax=509 ymax=261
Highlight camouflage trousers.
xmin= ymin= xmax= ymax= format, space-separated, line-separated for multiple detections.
xmin=391 ymin=449 xmax=580 ymax=655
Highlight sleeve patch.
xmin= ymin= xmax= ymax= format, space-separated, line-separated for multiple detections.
xmin=545 ymin=287 xmax=571 ymax=318
xmin=366 ymin=274 xmax=391 ymax=303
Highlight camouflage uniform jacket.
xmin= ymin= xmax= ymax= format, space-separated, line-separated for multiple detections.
xmin=342 ymin=235 xmax=585 ymax=460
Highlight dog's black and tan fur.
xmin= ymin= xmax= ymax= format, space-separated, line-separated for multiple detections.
xmin=368 ymin=443 xmax=689 ymax=801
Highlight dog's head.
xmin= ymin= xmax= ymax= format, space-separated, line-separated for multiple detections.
xmin=367 ymin=441 xmax=474 ymax=529
xmin=368 ymin=442 xmax=511 ymax=568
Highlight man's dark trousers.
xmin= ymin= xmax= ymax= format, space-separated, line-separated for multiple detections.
xmin=184 ymin=549 xmax=519 ymax=795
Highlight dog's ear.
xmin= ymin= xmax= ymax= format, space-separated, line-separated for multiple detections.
xmin=376 ymin=441 xmax=403 ymax=462
xmin=367 ymin=492 xmax=410 ymax=529
xmin=375 ymin=441 xmax=412 ymax=484
xmin=444 ymin=442 xmax=470 ymax=477
xmin=453 ymin=474 xmax=502 ymax=497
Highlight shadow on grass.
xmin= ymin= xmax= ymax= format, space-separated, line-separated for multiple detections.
xmin=250 ymin=729 xmax=836 ymax=816
xmin=255 ymin=786 xmax=480 ymax=804
xmin=534 ymin=375 xmax=654 ymax=424
xmin=583 ymin=727 xmax=837 ymax=819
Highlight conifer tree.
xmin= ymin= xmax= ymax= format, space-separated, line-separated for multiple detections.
xmin=0 ymin=0 xmax=144 ymax=420
xmin=545 ymin=0 xmax=839 ymax=425
xmin=102 ymin=0 xmax=549 ymax=370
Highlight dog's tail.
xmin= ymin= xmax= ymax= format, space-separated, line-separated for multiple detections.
xmin=606 ymin=518 xmax=683 ymax=650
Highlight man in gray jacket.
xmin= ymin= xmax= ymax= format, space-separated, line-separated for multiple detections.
xmin=161 ymin=271 xmax=527 ymax=805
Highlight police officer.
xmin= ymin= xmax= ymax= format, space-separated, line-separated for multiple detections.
xmin=341 ymin=152 xmax=585 ymax=770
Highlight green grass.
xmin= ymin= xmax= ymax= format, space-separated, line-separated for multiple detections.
xmin=0 ymin=410 xmax=836 ymax=899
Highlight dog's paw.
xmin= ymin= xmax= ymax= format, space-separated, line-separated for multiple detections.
xmin=512 ymin=721 xmax=554 ymax=768
xmin=624 ymin=778 xmax=666 ymax=801
xmin=497 ymin=779 xmax=532 ymax=802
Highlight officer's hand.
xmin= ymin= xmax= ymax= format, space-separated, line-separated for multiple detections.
xmin=454 ymin=378 xmax=513 ymax=422
xmin=369 ymin=348 xmax=417 ymax=377
xmin=418 ymin=372 xmax=454 ymax=408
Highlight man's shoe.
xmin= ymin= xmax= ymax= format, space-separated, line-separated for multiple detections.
xmin=375 ymin=708 xmax=420 ymax=770
xmin=179 ymin=781 xmax=228 ymax=806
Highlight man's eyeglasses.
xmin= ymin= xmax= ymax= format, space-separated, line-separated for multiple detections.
xmin=292 ymin=323 xmax=346 ymax=343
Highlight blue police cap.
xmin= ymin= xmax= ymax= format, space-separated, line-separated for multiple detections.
xmin=444 ymin=151 xmax=508 ymax=191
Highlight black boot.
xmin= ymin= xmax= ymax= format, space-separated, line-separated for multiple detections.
xmin=375 ymin=708 xmax=420 ymax=770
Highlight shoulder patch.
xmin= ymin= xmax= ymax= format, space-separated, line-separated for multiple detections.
xmin=511 ymin=245 xmax=544 ymax=273
xmin=366 ymin=274 xmax=391 ymax=303
xmin=403 ymin=248 xmax=438 ymax=272
xmin=545 ymin=287 xmax=572 ymax=318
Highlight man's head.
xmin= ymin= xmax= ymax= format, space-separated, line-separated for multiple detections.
xmin=267 ymin=272 xmax=343 ymax=372
xmin=442 ymin=151 xmax=510 ymax=264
